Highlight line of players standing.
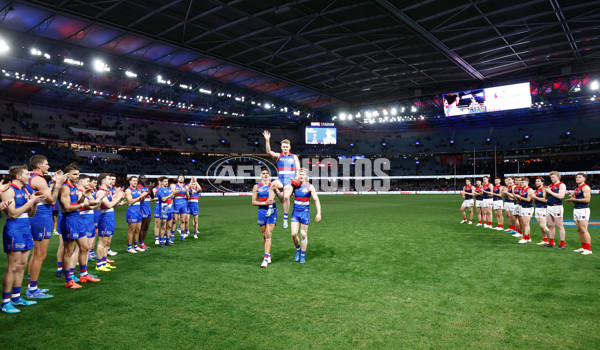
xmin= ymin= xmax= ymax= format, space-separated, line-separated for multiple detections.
xmin=459 ymin=172 xmax=593 ymax=255
xmin=0 ymin=155 xmax=202 ymax=314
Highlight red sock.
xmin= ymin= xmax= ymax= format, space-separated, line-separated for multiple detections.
xmin=584 ymin=243 xmax=591 ymax=251
xmin=581 ymin=242 xmax=586 ymax=249
xmin=543 ymin=238 xmax=548 ymax=243
xmin=463 ymin=217 xmax=466 ymax=221
xmin=560 ymin=240 xmax=565 ymax=247
xmin=549 ymin=238 xmax=555 ymax=245
xmin=479 ymin=221 xmax=482 ymax=224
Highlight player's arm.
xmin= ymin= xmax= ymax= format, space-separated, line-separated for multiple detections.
xmin=125 ymin=188 xmax=137 ymax=204
xmin=293 ymin=155 xmax=301 ymax=178
xmin=30 ymin=176 xmax=55 ymax=206
xmin=251 ymin=185 xmax=262 ymax=206
xmin=536 ymin=189 xmax=548 ymax=203
xmin=102 ymin=189 xmax=123 ymax=209
xmin=520 ymin=188 xmax=534 ymax=202
xmin=50 ymin=171 xmax=67 ymax=203
xmin=546 ymin=184 xmax=566 ymax=199
xmin=2 ymin=189 xmax=40 ymax=219
xmin=567 ymin=186 xmax=591 ymax=203
xmin=60 ymin=186 xmax=86 ymax=213
xmin=310 ymin=184 xmax=322 ymax=222
xmin=483 ymin=184 xmax=493 ymax=195
xmin=263 ymin=130 xmax=279 ymax=159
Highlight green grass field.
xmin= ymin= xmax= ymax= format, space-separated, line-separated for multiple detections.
xmin=0 ymin=195 xmax=599 ymax=349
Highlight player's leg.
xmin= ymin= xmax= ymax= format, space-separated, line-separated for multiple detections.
xmin=192 ymin=212 xmax=199 ymax=238
xmin=173 ymin=213 xmax=181 ymax=234
xmin=460 ymin=205 xmax=467 ymax=223
xmin=282 ymin=184 xmax=294 ymax=228
xmin=556 ymin=215 xmax=566 ymax=249
xmin=76 ymin=236 xmax=98 ymax=283
xmin=56 ymin=235 xmax=64 ymax=277
xmin=62 ymin=240 xmax=80 ymax=288
xmin=3 ymin=252 xmax=28 ymax=313
xmin=11 ymin=250 xmax=37 ymax=309
xmin=179 ymin=213 xmax=188 ymax=241
xmin=133 ymin=223 xmax=143 ymax=251
xmin=166 ymin=216 xmax=175 ymax=245
xmin=27 ymin=238 xmax=52 ymax=298
xmin=127 ymin=221 xmax=136 ymax=253
xmin=537 ymin=216 xmax=550 ymax=246
xmin=468 ymin=206 xmax=473 ymax=223
xmin=140 ymin=217 xmax=151 ymax=249
xmin=290 ymin=221 xmax=301 ymax=261
xmin=299 ymin=223 xmax=309 ymax=264
xmin=154 ymin=214 xmax=161 ymax=245
xmin=475 ymin=206 xmax=482 ymax=226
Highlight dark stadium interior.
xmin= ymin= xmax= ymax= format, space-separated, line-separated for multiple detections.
xmin=0 ymin=0 xmax=599 ymax=187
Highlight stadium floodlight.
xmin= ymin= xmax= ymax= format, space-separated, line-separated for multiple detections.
xmin=0 ymin=39 xmax=9 ymax=54
xmin=591 ymin=80 xmax=599 ymax=90
xmin=348 ymin=114 xmax=353 ymax=120
xmin=125 ymin=70 xmax=137 ymax=78
xmin=30 ymin=48 xmax=42 ymax=56
xmin=264 ymin=103 xmax=271 ymax=109
xmin=339 ymin=113 xmax=346 ymax=120
xmin=411 ymin=106 xmax=417 ymax=112
xmin=199 ymin=88 xmax=212 ymax=95
xmin=64 ymin=57 xmax=84 ymax=66
xmin=391 ymin=108 xmax=397 ymax=115
xmin=93 ymin=59 xmax=110 ymax=72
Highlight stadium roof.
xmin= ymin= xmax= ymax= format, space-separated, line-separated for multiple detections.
xmin=0 ymin=0 xmax=599 ymax=115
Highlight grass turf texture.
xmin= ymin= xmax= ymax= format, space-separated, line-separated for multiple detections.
xmin=0 ymin=195 xmax=599 ymax=349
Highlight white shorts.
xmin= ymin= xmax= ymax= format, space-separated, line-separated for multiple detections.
xmin=493 ymin=200 xmax=503 ymax=210
xmin=535 ymin=207 xmax=547 ymax=219
xmin=512 ymin=205 xmax=521 ymax=216
xmin=520 ymin=206 xmax=534 ymax=217
xmin=482 ymin=199 xmax=493 ymax=208
xmin=573 ymin=208 xmax=590 ymax=221
xmin=547 ymin=205 xmax=564 ymax=218
xmin=461 ymin=199 xmax=474 ymax=208
xmin=504 ymin=202 xmax=514 ymax=212
xmin=476 ymin=200 xmax=483 ymax=208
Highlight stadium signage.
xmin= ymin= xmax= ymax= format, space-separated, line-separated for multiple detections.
xmin=204 ymin=156 xmax=390 ymax=192
xmin=300 ymin=157 xmax=390 ymax=192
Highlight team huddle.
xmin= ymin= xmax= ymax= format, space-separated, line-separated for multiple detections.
xmin=459 ymin=172 xmax=592 ymax=255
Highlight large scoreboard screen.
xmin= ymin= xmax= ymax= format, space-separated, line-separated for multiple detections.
xmin=306 ymin=123 xmax=337 ymax=145
xmin=442 ymin=82 xmax=531 ymax=116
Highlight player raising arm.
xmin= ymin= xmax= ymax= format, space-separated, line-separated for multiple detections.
xmin=263 ymin=130 xmax=301 ymax=229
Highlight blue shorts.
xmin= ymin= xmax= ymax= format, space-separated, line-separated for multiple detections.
xmin=126 ymin=207 xmax=142 ymax=224
xmin=141 ymin=204 xmax=152 ymax=219
xmin=174 ymin=200 xmax=188 ymax=214
xmin=291 ymin=210 xmax=310 ymax=225
xmin=160 ymin=211 xmax=174 ymax=220
xmin=30 ymin=213 xmax=53 ymax=240
xmin=81 ymin=214 xmax=95 ymax=238
xmin=257 ymin=208 xmax=277 ymax=226
xmin=279 ymin=175 xmax=293 ymax=186
xmin=60 ymin=215 xmax=83 ymax=241
xmin=93 ymin=210 xmax=100 ymax=227
xmin=154 ymin=204 xmax=161 ymax=219
xmin=188 ymin=202 xmax=199 ymax=216
xmin=3 ymin=219 xmax=34 ymax=253
xmin=98 ymin=212 xmax=115 ymax=237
